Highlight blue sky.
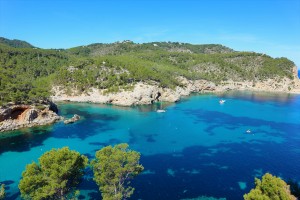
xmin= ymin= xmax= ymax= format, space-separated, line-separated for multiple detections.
xmin=0 ymin=0 xmax=299 ymax=67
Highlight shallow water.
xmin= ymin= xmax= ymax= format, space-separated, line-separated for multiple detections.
xmin=0 ymin=91 xmax=300 ymax=200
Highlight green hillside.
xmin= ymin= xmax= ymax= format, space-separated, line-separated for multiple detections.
xmin=0 ymin=38 xmax=296 ymax=106
xmin=0 ymin=37 xmax=35 ymax=48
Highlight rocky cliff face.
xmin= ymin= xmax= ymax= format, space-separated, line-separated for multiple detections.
xmin=51 ymin=80 xmax=217 ymax=106
xmin=51 ymin=66 xmax=300 ymax=106
xmin=0 ymin=101 xmax=61 ymax=132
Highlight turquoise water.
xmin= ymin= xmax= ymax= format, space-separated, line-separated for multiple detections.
xmin=1 ymin=92 xmax=300 ymax=199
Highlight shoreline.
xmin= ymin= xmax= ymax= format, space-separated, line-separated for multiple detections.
xmin=50 ymin=77 xmax=300 ymax=106
xmin=1 ymin=76 xmax=300 ymax=133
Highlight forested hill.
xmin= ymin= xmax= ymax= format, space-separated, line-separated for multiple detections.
xmin=67 ymin=40 xmax=234 ymax=56
xmin=0 ymin=37 xmax=296 ymax=106
xmin=0 ymin=37 xmax=34 ymax=48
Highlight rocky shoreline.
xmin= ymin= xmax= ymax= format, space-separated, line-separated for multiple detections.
xmin=1 ymin=68 xmax=299 ymax=132
xmin=0 ymin=101 xmax=62 ymax=132
xmin=51 ymin=70 xmax=300 ymax=106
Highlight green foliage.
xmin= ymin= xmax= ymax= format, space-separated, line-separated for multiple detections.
xmin=91 ymin=143 xmax=144 ymax=200
xmin=18 ymin=147 xmax=88 ymax=200
xmin=66 ymin=41 xmax=234 ymax=57
xmin=0 ymin=184 xmax=5 ymax=200
xmin=0 ymin=37 xmax=296 ymax=105
xmin=0 ymin=37 xmax=34 ymax=48
xmin=0 ymin=44 xmax=69 ymax=105
xmin=244 ymin=173 xmax=296 ymax=200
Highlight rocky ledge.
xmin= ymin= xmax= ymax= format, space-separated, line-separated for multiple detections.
xmin=0 ymin=101 xmax=61 ymax=132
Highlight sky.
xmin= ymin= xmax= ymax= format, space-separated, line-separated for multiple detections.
xmin=0 ymin=0 xmax=300 ymax=67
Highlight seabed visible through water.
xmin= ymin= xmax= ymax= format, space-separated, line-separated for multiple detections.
xmin=1 ymin=91 xmax=300 ymax=200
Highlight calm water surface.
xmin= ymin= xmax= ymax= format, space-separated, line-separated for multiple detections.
xmin=0 ymin=92 xmax=300 ymax=200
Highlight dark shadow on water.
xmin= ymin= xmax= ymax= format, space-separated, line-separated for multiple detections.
xmin=52 ymin=107 xmax=119 ymax=140
xmin=145 ymin=134 xmax=156 ymax=143
xmin=78 ymin=167 xmax=101 ymax=200
xmin=89 ymin=138 xmax=123 ymax=153
xmin=132 ymin=141 xmax=300 ymax=200
xmin=1 ymin=180 xmax=20 ymax=200
xmin=0 ymin=126 xmax=53 ymax=155
xmin=1 ymin=180 xmax=14 ymax=192
xmin=0 ymin=104 xmax=120 ymax=154
xmin=184 ymin=108 xmax=300 ymax=140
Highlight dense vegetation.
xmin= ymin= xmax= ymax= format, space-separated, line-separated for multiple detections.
xmin=18 ymin=144 xmax=143 ymax=200
xmin=244 ymin=173 xmax=296 ymax=200
xmin=91 ymin=143 xmax=144 ymax=200
xmin=0 ymin=42 xmax=71 ymax=105
xmin=0 ymin=37 xmax=296 ymax=105
xmin=0 ymin=37 xmax=34 ymax=48
xmin=19 ymin=147 xmax=88 ymax=200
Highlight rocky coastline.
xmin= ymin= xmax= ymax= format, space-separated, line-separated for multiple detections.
xmin=51 ymin=67 xmax=300 ymax=106
xmin=0 ymin=101 xmax=62 ymax=132
xmin=1 ymin=68 xmax=299 ymax=132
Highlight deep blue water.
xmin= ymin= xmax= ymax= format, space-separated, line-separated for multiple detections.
xmin=1 ymin=91 xmax=300 ymax=200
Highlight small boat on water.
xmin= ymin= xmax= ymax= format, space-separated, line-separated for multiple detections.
xmin=246 ymin=129 xmax=251 ymax=133
xmin=157 ymin=101 xmax=166 ymax=113
xmin=219 ymin=99 xmax=226 ymax=104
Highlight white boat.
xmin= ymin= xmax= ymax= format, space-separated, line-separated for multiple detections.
xmin=219 ymin=99 xmax=226 ymax=104
xmin=246 ymin=129 xmax=251 ymax=133
xmin=157 ymin=101 xmax=166 ymax=113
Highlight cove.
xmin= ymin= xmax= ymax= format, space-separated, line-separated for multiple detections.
xmin=1 ymin=91 xmax=300 ymax=200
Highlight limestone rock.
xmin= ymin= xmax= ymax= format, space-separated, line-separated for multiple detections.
xmin=50 ymin=71 xmax=300 ymax=106
xmin=64 ymin=114 xmax=80 ymax=124
xmin=0 ymin=101 xmax=61 ymax=132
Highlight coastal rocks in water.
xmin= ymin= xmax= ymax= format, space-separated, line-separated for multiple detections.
xmin=0 ymin=101 xmax=61 ymax=132
xmin=64 ymin=114 xmax=80 ymax=124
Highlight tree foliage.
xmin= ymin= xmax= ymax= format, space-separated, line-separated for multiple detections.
xmin=244 ymin=173 xmax=296 ymax=200
xmin=0 ymin=184 xmax=5 ymax=200
xmin=18 ymin=147 xmax=88 ymax=200
xmin=0 ymin=37 xmax=296 ymax=105
xmin=0 ymin=43 xmax=69 ymax=105
xmin=91 ymin=143 xmax=144 ymax=200
xmin=0 ymin=37 xmax=34 ymax=48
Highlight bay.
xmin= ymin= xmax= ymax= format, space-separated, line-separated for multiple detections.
xmin=0 ymin=91 xmax=300 ymax=200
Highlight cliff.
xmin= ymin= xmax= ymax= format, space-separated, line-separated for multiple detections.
xmin=51 ymin=66 xmax=300 ymax=106
xmin=0 ymin=101 xmax=61 ymax=132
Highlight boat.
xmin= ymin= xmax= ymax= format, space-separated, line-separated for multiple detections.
xmin=157 ymin=101 xmax=166 ymax=113
xmin=246 ymin=129 xmax=251 ymax=133
xmin=219 ymin=99 xmax=226 ymax=104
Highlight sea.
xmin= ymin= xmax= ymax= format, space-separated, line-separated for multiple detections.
xmin=0 ymin=91 xmax=300 ymax=200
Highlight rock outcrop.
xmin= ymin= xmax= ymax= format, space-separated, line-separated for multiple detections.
xmin=51 ymin=80 xmax=218 ymax=106
xmin=0 ymin=101 xmax=61 ymax=132
xmin=51 ymin=66 xmax=300 ymax=106
xmin=64 ymin=114 xmax=80 ymax=124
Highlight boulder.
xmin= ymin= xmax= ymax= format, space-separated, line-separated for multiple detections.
xmin=64 ymin=114 xmax=80 ymax=124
